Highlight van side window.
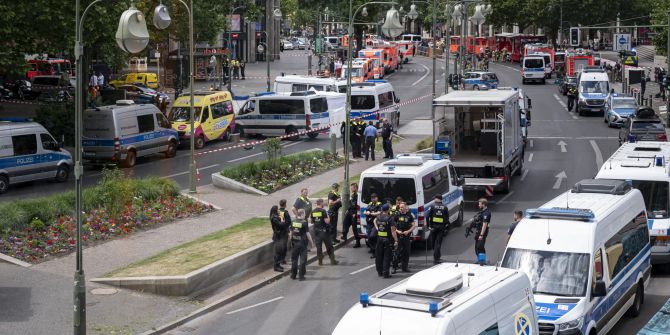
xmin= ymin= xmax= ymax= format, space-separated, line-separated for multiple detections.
xmin=422 ymin=167 xmax=450 ymax=201
xmin=292 ymin=84 xmax=308 ymax=92
xmin=478 ymin=323 xmax=499 ymax=335
xmin=378 ymin=91 xmax=393 ymax=108
xmin=448 ymin=165 xmax=459 ymax=186
xmin=259 ymin=99 xmax=305 ymax=115
xmin=604 ymin=211 xmax=649 ymax=279
xmin=591 ymin=248 xmax=603 ymax=298
xmin=310 ymin=98 xmax=328 ymax=114
xmin=308 ymin=85 xmax=324 ymax=91
xmin=211 ymin=101 xmax=227 ymax=119
xmin=137 ymin=114 xmax=155 ymax=133
xmin=156 ymin=113 xmax=171 ymax=129
xmin=201 ymin=107 xmax=210 ymax=122
xmin=12 ymin=134 xmax=37 ymax=156
xmin=40 ymin=133 xmax=58 ymax=151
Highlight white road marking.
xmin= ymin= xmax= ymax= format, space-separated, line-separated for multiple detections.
xmin=528 ymin=153 xmax=534 ymax=162
xmin=529 ymin=140 xmax=534 ymax=148
xmin=225 ymin=296 xmax=284 ymax=315
xmin=521 ymin=169 xmax=529 ymax=181
xmin=553 ymin=171 xmax=567 ymax=189
xmin=528 ymin=136 xmax=618 ymax=140
xmin=553 ymin=94 xmax=561 ymax=101
xmin=572 ymin=115 xmax=579 ymax=120
xmin=350 ymin=264 xmax=376 ymax=275
xmin=557 ymin=140 xmax=567 ymax=153
xmin=590 ymin=140 xmax=604 ymax=170
xmin=412 ymin=63 xmax=431 ymax=86
xmin=162 ymin=164 xmax=219 ymax=179
xmin=496 ymin=190 xmax=515 ymax=204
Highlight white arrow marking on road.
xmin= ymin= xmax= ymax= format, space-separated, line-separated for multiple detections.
xmin=528 ymin=153 xmax=534 ymax=162
xmin=521 ymin=169 xmax=529 ymax=181
xmin=553 ymin=171 xmax=567 ymax=189
xmin=558 ymin=140 xmax=567 ymax=153
xmin=590 ymin=140 xmax=604 ymax=170
xmin=412 ymin=63 xmax=431 ymax=86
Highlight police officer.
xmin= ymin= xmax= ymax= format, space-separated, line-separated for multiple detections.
xmin=292 ymin=188 xmax=312 ymax=219
xmin=327 ymin=183 xmax=342 ymax=244
xmin=341 ymin=182 xmax=362 ymax=248
xmin=311 ymin=199 xmax=339 ymax=266
xmin=374 ymin=204 xmax=398 ymax=278
xmin=389 ymin=196 xmax=404 ymax=217
xmin=289 ymin=209 xmax=314 ymax=281
xmin=567 ymin=82 xmax=577 ymax=112
xmin=272 ymin=200 xmax=292 ymax=271
xmin=426 ymin=194 xmax=449 ymax=264
xmin=364 ymin=193 xmax=382 ymax=257
xmin=393 ymin=202 xmax=415 ymax=273
xmin=474 ymin=198 xmax=491 ymax=257
xmin=355 ymin=120 xmax=366 ymax=158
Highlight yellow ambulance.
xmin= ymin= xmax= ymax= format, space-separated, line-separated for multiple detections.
xmin=168 ymin=91 xmax=235 ymax=149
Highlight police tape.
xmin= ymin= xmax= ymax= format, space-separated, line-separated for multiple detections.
xmin=194 ymin=93 xmax=432 ymax=157
xmin=0 ymin=98 xmax=64 ymax=106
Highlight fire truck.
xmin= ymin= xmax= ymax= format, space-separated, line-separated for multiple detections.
xmin=565 ymin=49 xmax=594 ymax=77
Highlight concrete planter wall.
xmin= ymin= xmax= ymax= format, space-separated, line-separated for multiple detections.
xmin=92 ymin=240 xmax=274 ymax=297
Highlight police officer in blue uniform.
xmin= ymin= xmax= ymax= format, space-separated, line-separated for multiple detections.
xmin=374 ymin=204 xmax=398 ymax=278
xmin=426 ymin=194 xmax=449 ymax=264
xmin=393 ymin=202 xmax=415 ymax=273
xmin=474 ymin=198 xmax=491 ymax=257
xmin=289 ymin=209 xmax=314 ymax=281
xmin=311 ymin=199 xmax=339 ymax=266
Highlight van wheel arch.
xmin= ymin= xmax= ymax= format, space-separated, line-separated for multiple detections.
xmin=0 ymin=174 xmax=8 ymax=194
xmin=626 ymin=280 xmax=644 ymax=317
xmin=55 ymin=164 xmax=69 ymax=182
xmin=122 ymin=149 xmax=137 ymax=168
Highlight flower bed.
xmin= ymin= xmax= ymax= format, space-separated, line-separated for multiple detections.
xmin=221 ymin=150 xmax=343 ymax=193
xmin=0 ymin=170 xmax=214 ymax=263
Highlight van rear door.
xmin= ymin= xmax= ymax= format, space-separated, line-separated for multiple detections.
xmin=83 ymin=111 xmax=117 ymax=160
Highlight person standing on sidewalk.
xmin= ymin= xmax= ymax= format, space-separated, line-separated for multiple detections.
xmin=222 ymin=56 xmax=229 ymax=85
xmin=239 ymin=58 xmax=246 ymax=80
xmin=381 ymin=118 xmax=394 ymax=159
xmin=292 ymin=188 xmax=312 ymax=219
xmin=474 ymin=198 xmax=491 ymax=258
xmin=356 ymin=120 xmax=366 ymax=158
xmin=374 ymin=204 xmax=398 ymax=278
xmin=311 ymin=199 xmax=339 ymax=266
xmin=392 ymin=202 xmax=415 ymax=273
xmin=426 ymin=194 xmax=448 ymax=264
xmin=641 ymin=75 xmax=647 ymax=97
xmin=342 ymin=182 xmax=361 ymax=248
xmin=327 ymin=183 xmax=342 ymax=244
xmin=270 ymin=204 xmax=289 ymax=272
xmin=363 ymin=121 xmax=377 ymax=161
xmin=289 ymin=209 xmax=314 ymax=281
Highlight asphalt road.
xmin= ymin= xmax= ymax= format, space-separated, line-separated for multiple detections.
xmin=164 ymin=58 xmax=670 ymax=335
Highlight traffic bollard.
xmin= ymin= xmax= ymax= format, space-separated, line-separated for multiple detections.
xmin=330 ymin=133 xmax=337 ymax=155
xmin=308 ymin=55 xmax=312 ymax=75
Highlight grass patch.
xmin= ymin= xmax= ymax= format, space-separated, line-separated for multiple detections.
xmin=414 ymin=136 xmax=434 ymax=152
xmin=106 ymin=217 xmax=270 ymax=277
xmin=311 ymin=174 xmax=361 ymax=198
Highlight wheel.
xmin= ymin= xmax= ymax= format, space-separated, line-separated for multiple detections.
xmin=122 ymin=150 xmax=136 ymax=168
xmin=454 ymin=205 xmax=464 ymax=227
xmin=285 ymin=126 xmax=300 ymax=141
xmin=473 ymin=85 xmax=480 ymax=91
xmin=165 ymin=140 xmax=177 ymax=158
xmin=195 ymin=136 xmax=205 ymax=149
xmin=542 ymin=79 xmax=546 ymax=85
xmin=0 ymin=175 xmax=8 ymax=194
xmin=54 ymin=164 xmax=69 ymax=182
xmin=626 ymin=282 xmax=644 ymax=317
xmin=501 ymin=168 xmax=511 ymax=193
xmin=222 ymin=128 xmax=231 ymax=142
xmin=307 ymin=130 xmax=319 ymax=139
xmin=604 ymin=114 xmax=608 ymax=123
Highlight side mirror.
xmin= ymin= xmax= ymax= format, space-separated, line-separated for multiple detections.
xmin=592 ymin=280 xmax=607 ymax=297
xmin=457 ymin=176 xmax=465 ymax=186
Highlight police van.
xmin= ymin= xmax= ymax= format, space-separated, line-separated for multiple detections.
xmin=522 ymin=55 xmax=546 ymax=84
xmin=503 ymin=179 xmax=651 ymax=335
xmin=0 ymin=120 xmax=72 ymax=194
xmin=350 ymin=80 xmax=400 ymax=129
xmin=235 ymin=91 xmax=345 ymax=139
xmin=358 ymin=154 xmax=464 ymax=242
xmin=273 ymin=75 xmax=348 ymax=94
xmin=83 ymin=100 xmax=179 ymax=167
xmin=596 ymin=141 xmax=670 ymax=266
xmin=332 ymin=263 xmax=539 ymax=335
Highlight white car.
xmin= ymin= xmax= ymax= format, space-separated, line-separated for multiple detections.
xmin=282 ymin=40 xmax=294 ymax=50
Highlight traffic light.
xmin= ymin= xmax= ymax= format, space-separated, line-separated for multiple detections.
xmin=570 ymin=28 xmax=580 ymax=47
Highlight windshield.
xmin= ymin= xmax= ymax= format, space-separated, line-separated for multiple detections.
xmin=502 ymin=248 xmax=590 ymax=297
xmin=632 ymin=181 xmax=669 ymax=219
xmin=343 ymin=68 xmax=363 ymax=78
xmin=543 ymin=56 xmax=551 ymax=65
xmin=612 ymin=99 xmax=637 ymax=109
xmin=351 ymin=95 xmax=376 ymax=110
xmin=580 ymin=81 xmax=608 ymax=94
xmin=555 ymin=54 xmax=566 ymax=62
xmin=169 ymin=107 xmax=202 ymax=122
xmin=524 ymin=58 xmax=544 ymax=68
xmin=361 ymin=177 xmax=417 ymax=205
xmin=632 ymin=121 xmax=663 ymax=130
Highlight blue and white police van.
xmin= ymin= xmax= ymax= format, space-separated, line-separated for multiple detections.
xmin=462 ymin=71 xmax=500 ymax=91
xmin=604 ymin=93 xmax=637 ymax=127
xmin=350 ymin=80 xmax=400 ymax=129
xmin=357 ymin=154 xmax=464 ymax=242
xmin=82 ymin=100 xmax=179 ymax=168
xmin=503 ymin=179 xmax=651 ymax=335
xmin=0 ymin=120 xmax=72 ymax=194
xmin=596 ymin=141 xmax=670 ymax=266
xmin=577 ymin=71 xmax=610 ymax=116
xmin=522 ymin=55 xmax=546 ymax=84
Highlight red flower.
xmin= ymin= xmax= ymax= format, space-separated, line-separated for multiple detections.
xmin=47 ymin=240 xmax=53 ymax=245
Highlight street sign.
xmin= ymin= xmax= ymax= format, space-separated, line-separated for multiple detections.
xmin=614 ymin=33 xmax=631 ymax=51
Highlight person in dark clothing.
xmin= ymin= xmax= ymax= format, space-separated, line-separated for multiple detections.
xmin=329 ymin=59 xmax=335 ymax=77
xmin=374 ymin=204 xmax=398 ymax=278
xmin=311 ymin=199 xmax=339 ymax=266
xmin=221 ymin=56 xmax=229 ymax=85
xmin=355 ymin=120 xmax=365 ymax=158
xmin=507 ymin=210 xmax=523 ymax=244
xmin=392 ymin=202 xmax=415 ymax=273
xmin=290 ymin=209 xmax=314 ymax=280
xmin=641 ymin=75 xmax=646 ymax=97
xmin=271 ymin=202 xmax=290 ymax=272
xmin=327 ymin=183 xmax=342 ymax=244
xmin=364 ymin=193 xmax=382 ymax=257
xmin=474 ymin=198 xmax=491 ymax=258
xmin=239 ymin=58 xmax=246 ymax=80
xmin=567 ymin=83 xmax=577 ymax=112
xmin=342 ymin=182 xmax=361 ymax=247
xmin=381 ymin=118 xmax=394 ymax=158
xmin=426 ymin=194 xmax=449 ymax=264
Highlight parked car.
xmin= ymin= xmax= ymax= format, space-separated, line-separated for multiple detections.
xmin=2 ymin=80 xmax=39 ymax=100
xmin=291 ymin=38 xmax=306 ymax=50
xmin=604 ymin=94 xmax=637 ymax=127
xmin=619 ymin=107 xmax=667 ymax=144
xmin=281 ymin=40 xmax=294 ymax=50
xmin=119 ymin=84 xmax=169 ymax=104
xmin=558 ymin=76 xmax=577 ymax=95
xmin=462 ymin=71 xmax=499 ymax=90
xmin=32 ymin=75 xmax=74 ymax=103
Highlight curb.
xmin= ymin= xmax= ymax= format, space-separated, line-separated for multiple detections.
xmin=141 ymin=236 xmax=353 ymax=335
xmin=0 ymin=252 xmax=32 ymax=268
xmin=179 ymin=191 xmax=223 ymax=210
xmin=211 ymin=173 xmax=269 ymax=196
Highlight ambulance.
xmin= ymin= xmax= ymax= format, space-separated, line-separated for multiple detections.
xmin=168 ymin=90 xmax=235 ymax=149
xmin=396 ymin=41 xmax=416 ymax=63
xmin=341 ymin=59 xmax=372 ymax=83
xmin=358 ymin=49 xmax=385 ymax=79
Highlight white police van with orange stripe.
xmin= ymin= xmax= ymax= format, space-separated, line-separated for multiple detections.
xmin=357 ymin=154 xmax=464 ymax=242
xmin=333 ymin=262 xmax=539 ymax=335
xmin=503 ymin=179 xmax=651 ymax=335
xmin=0 ymin=119 xmax=72 ymax=194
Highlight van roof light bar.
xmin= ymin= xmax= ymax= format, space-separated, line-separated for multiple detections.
xmin=525 ymin=208 xmax=595 ymax=221
xmin=571 ymin=179 xmax=631 ymax=195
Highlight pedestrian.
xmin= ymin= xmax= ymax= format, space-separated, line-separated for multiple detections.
xmin=329 ymin=58 xmax=335 ymax=77
xmin=474 ymin=198 xmax=491 ymax=258
xmin=270 ymin=203 xmax=289 ymax=272
xmin=292 ymin=188 xmax=312 ymax=219
xmin=389 ymin=196 xmax=403 ymax=216
xmin=374 ymin=204 xmax=398 ymax=278
xmin=222 ymin=56 xmax=229 ymax=84
xmin=641 ymin=75 xmax=646 ymax=97
xmin=335 ymin=59 xmax=343 ymax=78
xmin=88 ymin=85 xmax=98 ymax=108
xmin=89 ymin=72 xmax=98 ymax=88
xmin=364 ymin=193 xmax=382 ymax=257
xmin=232 ymin=59 xmax=240 ymax=79
xmin=426 ymin=194 xmax=449 ymax=264
xmin=381 ymin=118 xmax=394 ymax=159
xmin=507 ymin=210 xmax=523 ymax=244
xmin=289 ymin=209 xmax=314 ymax=281
xmin=311 ymin=198 xmax=339 ymax=266
xmin=239 ymin=58 xmax=246 ymax=80
xmin=567 ymin=83 xmax=577 ymax=112
xmin=363 ymin=121 xmax=377 ymax=161
xmin=342 ymin=182 xmax=361 ymax=248
xmin=392 ymin=202 xmax=415 ymax=273
xmin=327 ymin=182 xmax=342 ymax=244
xmin=97 ymin=72 xmax=105 ymax=89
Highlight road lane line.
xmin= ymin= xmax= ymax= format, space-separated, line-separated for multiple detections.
xmin=590 ymin=140 xmax=604 ymax=170
xmin=350 ymin=264 xmax=376 ymax=275
xmin=412 ymin=63 xmax=431 ymax=86
xmin=521 ymin=169 xmax=529 ymax=181
xmin=530 ymin=140 xmax=534 ymax=148
xmin=162 ymin=164 xmax=219 ymax=179
xmin=528 ymin=153 xmax=534 ymax=162
xmin=496 ymin=190 xmax=515 ymax=204
xmin=572 ymin=115 xmax=579 ymax=120
xmin=225 ymin=297 xmax=284 ymax=315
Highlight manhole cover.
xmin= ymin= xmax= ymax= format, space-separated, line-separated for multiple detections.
xmin=90 ymin=288 xmax=118 ymax=295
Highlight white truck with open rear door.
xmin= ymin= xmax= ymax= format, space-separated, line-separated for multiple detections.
xmin=432 ymin=88 xmax=526 ymax=194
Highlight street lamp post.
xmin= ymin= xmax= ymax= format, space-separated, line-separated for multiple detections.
xmin=227 ymin=5 xmax=246 ymax=93
xmin=257 ymin=31 xmax=271 ymax=92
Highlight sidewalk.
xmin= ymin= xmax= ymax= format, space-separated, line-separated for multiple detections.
xmin=0 ymin=135 xmax=423 ymax=335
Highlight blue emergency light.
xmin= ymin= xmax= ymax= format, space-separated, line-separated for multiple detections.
xmin=255 ymin=91 xmax=275 ymax=96
xmin=359 ymin=292 xmax=370 ymax=307
xmin=429 ymin=302 xmax=439 ymax=317
xmin=526 ymin=208 xmax=595 ymax=221
xmin=0 ymin=117 xmax=33 ymax=122
xmin=656 ymin=156 xmax=665 ymax=167
xmin=432 ymin=154 xmax=443 ymax=160
xmin=233 ymin=95 xmax=249 ymax=100
xmin=365 ymin=79 xmax=387 ymax=83
xmin=477 ymin=253 xmax=487 ymax=265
